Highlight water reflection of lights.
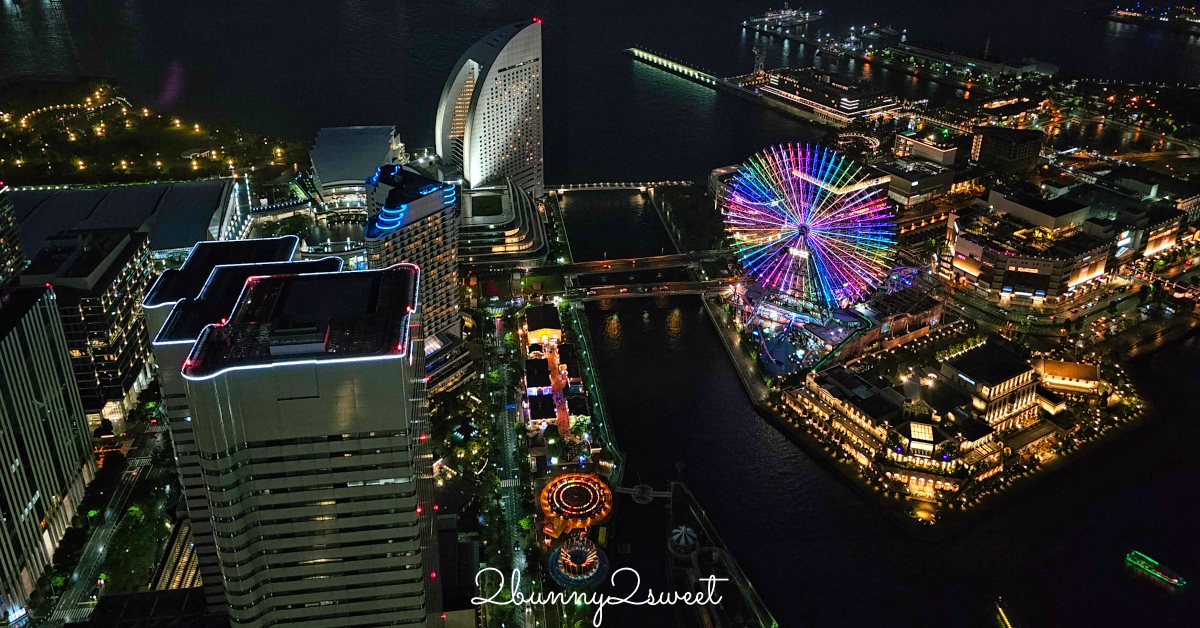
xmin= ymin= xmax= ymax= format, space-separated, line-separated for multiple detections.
xmin=666 ymin=307 xmax=683 ymax=341
xmin=605 ymin=313 xmax=621 ymax=340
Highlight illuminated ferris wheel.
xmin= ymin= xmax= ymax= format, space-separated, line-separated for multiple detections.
xmin=723 ymin=143 xmax=897 ymax=310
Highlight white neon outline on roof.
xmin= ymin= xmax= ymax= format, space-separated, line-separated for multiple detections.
xmin=142 ymin=235 xmax=301 ymax=309
xmin=180 ymin=262 xmax=420 ymax=382
xmin=150 ymin=256 xmax=344 ymax=346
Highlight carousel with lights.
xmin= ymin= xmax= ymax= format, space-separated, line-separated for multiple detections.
xmin=548 ymin=532 xmax=610 ymax=588
xmin=722 ymin=143 xmax=898 ymax=370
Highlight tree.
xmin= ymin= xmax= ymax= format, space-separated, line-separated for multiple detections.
xmin=92 ymin=418 xmax=115 ymax=438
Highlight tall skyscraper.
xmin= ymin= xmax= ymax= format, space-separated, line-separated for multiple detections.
xmin=436 ymin=19 xmax=544 ymax=198
xmin=0 ymin=184 xmax=24 ymax=284
xmin=363 ymin=165 xmax=472 ymax=393
xmin=180 ymin=264 xmax=439 ymax=626
xmin=142 ymin=236 xmax=341 ymax=613
xmin=364 ymin=165 xmax=460 ymax=340
xmin=0 ymin=287 xmax=96 ymax=621
xmin=19 ymin=229 xmax=155 ymax=428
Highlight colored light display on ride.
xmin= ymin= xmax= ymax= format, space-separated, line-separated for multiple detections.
xmin=539 ymin=473 xmax=613 ymax=536
xmin=723 ymin=144 xmax=897 ymax=310
xmin=548 ymin=533 xmax=609 ymax=587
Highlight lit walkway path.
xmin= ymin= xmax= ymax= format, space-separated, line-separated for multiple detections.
xmin=545 ymin=341 xmax=577 ymax=444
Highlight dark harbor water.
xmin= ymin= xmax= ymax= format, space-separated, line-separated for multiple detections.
xmin=558 ymin=190 xmax=678 ymax=262
xmin=6 ymin=1 xmax=1200 ymax=626
xmin=584 ymin=294 xmax=1200 ymax=628
xmin=571 ymin=196 xmax=1200 ymax=627
xmin=5 ymin=1 xmax=1200 ymax=182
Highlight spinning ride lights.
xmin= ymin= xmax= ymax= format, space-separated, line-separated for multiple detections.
xmin=548 ymin=533 xmax=609 ymax=587
xmin=723 ymin=143 xmax=897 ymax=310
xmin=539 ymin=473 xmax=613 ymax=534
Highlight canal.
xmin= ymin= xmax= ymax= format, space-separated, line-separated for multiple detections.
xmin=570 ymin=195 xmax=1200 ymax=627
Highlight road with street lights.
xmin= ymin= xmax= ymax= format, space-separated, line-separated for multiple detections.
xmin=45 ymin=458 xmax=151 ymax=626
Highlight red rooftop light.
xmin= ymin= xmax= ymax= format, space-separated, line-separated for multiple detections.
xmin=532 ymin=16 xmax=542 ymax=24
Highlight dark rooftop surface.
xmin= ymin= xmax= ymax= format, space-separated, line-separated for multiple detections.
xmin=526 ymin=303 xmax=562 ymax=332
xmin=973 ymin=126 xmax=1045 ymax=144
xmin=181 ymin=265 xmax=417 ymax=378
xmin=1045 ymin=232 xmax=1110 ymax=258
xmin=23 ymin=229 xmax=140 ymax=279
xmin=1005 ymin=420 xmax=1061 ymax=450
xmin=1008 ymin=191 xmax=1088 ymax=219
xmin=1036 ymin=384 xmax=1066 ymax=405
xmin=817 ymin=365 xmax=889 ymax=399
xmin=310 ymin=126 xmax=397 ymax=187
xmin=920 ymin=381 xmax=972 ymax=415
xmin=157 ymin=257 xmax=343 ymax=343
xmin=0 ymin=286 xmax=48 ymax=340
xmin=869 ymin=287 xmax=940 ymax=318
xmin=143 ymin=236 xmax=299 ymax=308
xmin=71 ymin=587 xmax=226 ymax=627
xmin=1105 ymin=165 xmax=1200 ymax=199
xmin=947 ymin=414 xmax=994 ymax=442
xmin=567 ymin=394 xmax=591 ymax=416
xmin=525 ymin=358 xmax=551 ymax=388
xmin=854 ymin=394 xmax=902 ymax=424
xmin=14 ymin=180 xmax=232 ymax=254
xmin=945 ymin=342 xmax=1032 ymax=387
xmin=557 ymin=343 xmax=579 ymax=362
xmin=528 ymin=395 xmax=556 ymax=420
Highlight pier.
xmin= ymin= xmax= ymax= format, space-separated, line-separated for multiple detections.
xmin=625 ymin=48 xmax=856 ymax=127
xmin=549 ymin=180 xmax=691 ymax=192
xmin=741 ymin=18 xmax=997 ymax=95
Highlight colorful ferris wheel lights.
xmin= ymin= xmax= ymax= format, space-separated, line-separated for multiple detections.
xmin=723 ymin=143 xmax=897 ymax=309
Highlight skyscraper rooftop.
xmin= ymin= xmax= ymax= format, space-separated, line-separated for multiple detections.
xmin=310 ymin=126 xmax=403 ymax=188
xmin=143 ymin=236 xmax=300 ymax=309
xmin=156 ymin=257 xmax=343 ymax=344
xmin=182 ymin=264 xmax=418 ymax=379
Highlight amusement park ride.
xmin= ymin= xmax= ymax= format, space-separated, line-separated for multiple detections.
xmin=722 ymin=143 xmax=900 ymax=370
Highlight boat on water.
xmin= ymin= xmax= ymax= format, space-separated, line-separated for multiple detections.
xmin=995 ymin=597 xmax=1017 ymax=628
xmin=814 ymin=41 xmax=845 ymax=59
xmin=1125 ymin=550 xmax=1187 ymax=588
